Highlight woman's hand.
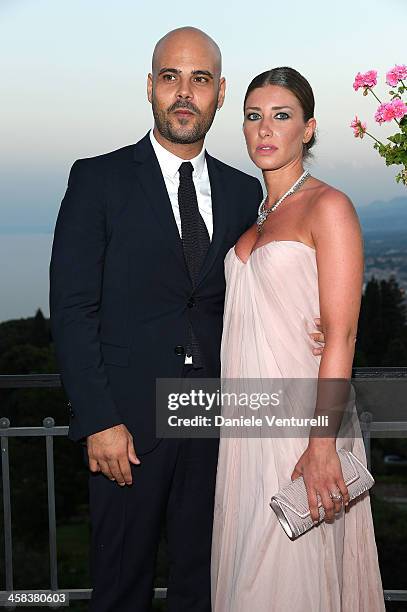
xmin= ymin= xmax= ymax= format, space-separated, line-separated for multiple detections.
xmin=309 ymin=317 xmax=325 ymax=356
xmin=290 ymin=441 xmax=350 ymax=522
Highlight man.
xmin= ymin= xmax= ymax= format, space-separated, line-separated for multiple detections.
xmin=49 ymin=27 xmax=324 ymax=611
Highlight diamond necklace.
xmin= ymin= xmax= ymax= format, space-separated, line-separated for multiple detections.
xmin=256 ymin=170 xmax=311 ymax=233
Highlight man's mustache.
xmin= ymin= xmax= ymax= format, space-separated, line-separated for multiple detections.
xmin=167 ymin=101 xmax=201 ymax=115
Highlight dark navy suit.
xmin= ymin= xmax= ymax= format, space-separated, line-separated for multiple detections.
xmin=49 ymin=132 xmax=262 ymax=611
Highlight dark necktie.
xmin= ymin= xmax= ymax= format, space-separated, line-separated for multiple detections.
xmin=178 ymin=161 xmax=210 ymax=365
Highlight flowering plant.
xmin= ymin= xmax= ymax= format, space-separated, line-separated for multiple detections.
xmin=351 ymin=65 xmax=407 ymax=185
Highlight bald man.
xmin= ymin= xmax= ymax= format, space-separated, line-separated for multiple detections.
xmin=50 ymin=27 xmax=263 ymax=611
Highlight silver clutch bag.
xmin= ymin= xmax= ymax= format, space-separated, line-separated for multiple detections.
xmin=270 ymin=448 xmax=375 ymax=540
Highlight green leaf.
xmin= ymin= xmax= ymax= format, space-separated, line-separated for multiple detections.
xmin=388 ymin=134 xmax=403 ymax=144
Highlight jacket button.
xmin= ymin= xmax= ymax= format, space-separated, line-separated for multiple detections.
xmin=187 ymin=297 xmax=195 ymax=308
xmin=174 ymin=345 xmax=185 ymax=356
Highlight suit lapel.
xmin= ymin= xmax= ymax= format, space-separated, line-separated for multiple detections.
xmin=195 ymin=152 xmax=227 ymax=288
xmin=132 ymin=135 xmax=228 ymax=289
xmin=132 ymin=133 xmax=190 ymax=278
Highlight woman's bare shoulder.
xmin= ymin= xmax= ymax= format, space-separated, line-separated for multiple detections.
xmin=308 ymin=179 xmax=358 ymax=222
xmin=307 ymin=180 xmax=362 ymax=250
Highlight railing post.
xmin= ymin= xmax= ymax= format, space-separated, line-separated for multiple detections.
xmin=44 ymin=417 xmax=58 ymax=591
xmin=0 ymin=418 xmax=13 ymax=592
xmin=359 ymin=411 xmax=372 ymax=471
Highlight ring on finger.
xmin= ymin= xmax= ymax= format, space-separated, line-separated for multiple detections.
xmin=329 ymin=489 xmax=343 ymax=501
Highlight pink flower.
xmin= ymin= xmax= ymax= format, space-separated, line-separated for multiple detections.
xmin=391 ymin=98 xmax=407 ymax=119
xmin=375 ymin=103 xmax=395 ymax=124
xmin=350 ymin=116 xmax=367 ymax=138
xmin=374 ymin=99 xmax=407 ymax=124
xmin=353 ymin=70 xmax=378 ymax=91
xmin=386 ymin=64 xmax=407 ymax=87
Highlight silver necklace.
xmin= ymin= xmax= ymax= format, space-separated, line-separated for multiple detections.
xmin=256 ymin=170 xmax=311 ymax=233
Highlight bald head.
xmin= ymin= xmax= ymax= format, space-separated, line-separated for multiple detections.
xmin=152 ymin=27 xmax=222 ymax=76
xmin=147 ymin=26 xmax=225 ymax=149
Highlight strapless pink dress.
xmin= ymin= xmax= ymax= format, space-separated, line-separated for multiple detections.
xmin=211 ymin=241 xmax=385 ymax=612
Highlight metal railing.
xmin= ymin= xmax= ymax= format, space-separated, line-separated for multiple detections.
xmin=0 ymin=368 xmax=406 ymax=605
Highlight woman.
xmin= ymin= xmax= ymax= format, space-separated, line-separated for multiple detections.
xmin=211 ymin=67 xmax=385 ymax=611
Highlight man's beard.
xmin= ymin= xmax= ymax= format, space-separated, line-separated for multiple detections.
xmin=152 ymin=98 xmax=218 ymax=145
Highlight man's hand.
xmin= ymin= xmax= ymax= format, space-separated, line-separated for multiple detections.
xmin=309 ymin=317 xmax=325 ymax=356
xmin=87 ymin=424 xmax=140 ymax=486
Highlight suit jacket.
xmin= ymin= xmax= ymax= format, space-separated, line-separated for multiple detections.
xmin=49 ymin=132 xmax=262 ymax=454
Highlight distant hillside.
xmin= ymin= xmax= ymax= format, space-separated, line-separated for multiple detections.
xmin=358 ymin=197 xmax=407 ymax=232
xmin=1 ymin=197 xmax=406 ymax=235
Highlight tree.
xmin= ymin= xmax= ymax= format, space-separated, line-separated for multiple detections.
xmin=355 ymin=275 xmax=407 ymax=366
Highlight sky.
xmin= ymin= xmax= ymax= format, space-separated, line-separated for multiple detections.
xmin=0 ymin=0 xmax=406 ymax=321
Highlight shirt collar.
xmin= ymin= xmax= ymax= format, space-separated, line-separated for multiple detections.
xmin=149 ymin=129 xmax=206 ymax=180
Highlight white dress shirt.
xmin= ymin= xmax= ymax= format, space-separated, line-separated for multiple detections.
xmin=149 ymin=129 xmax=213 ymax=240
xmin=149 ymin=129 xmax=213 ymax=364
